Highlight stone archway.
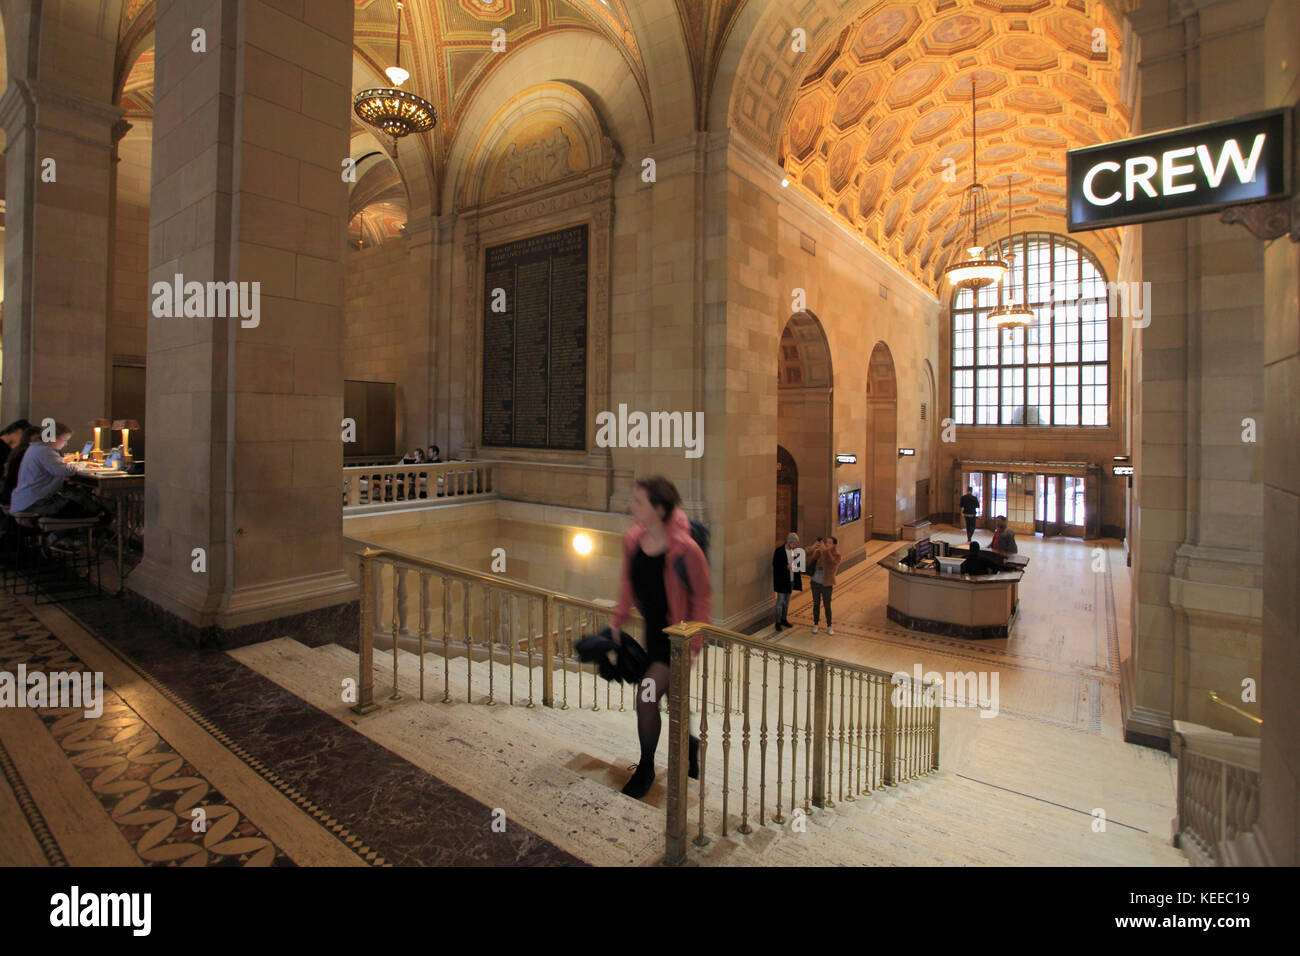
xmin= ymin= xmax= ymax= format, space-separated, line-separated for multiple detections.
xmin=866 ymin=341 xmax=898 ymax=538
xmin=777 ymin=311 xmax=833 ymax=541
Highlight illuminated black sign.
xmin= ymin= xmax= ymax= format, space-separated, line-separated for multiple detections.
xmin=1112 ymin=465 xmax=1134 ymax=477
xmin=835 ymin=454 xmax=857 ymax=464
xmin=1067 ymin=109 xmax=1291 ymax=231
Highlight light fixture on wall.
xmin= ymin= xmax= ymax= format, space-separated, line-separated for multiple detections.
xmin=942 ymin=78 xmax=1007 ymax=292
xmin=988 ymin=177 xmax=1034 ymax=330
xmin=354 ymin=1 xmax=436 ymax=143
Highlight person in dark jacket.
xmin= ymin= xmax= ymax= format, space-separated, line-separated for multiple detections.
xmin=0 ymin=419 xmax=33 ymax=476
xmin=959 ymin=486 xmax=980 ymax=542
xmin=960 ymin=540 xmax=990 ymax=576
xmin=771 ymin=532 xmax=803 ymax=630
xmin=1 ymin=425 xmax=43 ymax=507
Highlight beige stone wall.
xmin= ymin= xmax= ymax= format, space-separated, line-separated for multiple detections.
xmin=110 ymin=121 xmax=151 ymax=366
xmin=343 ymin=238 xmax=412 ymax=448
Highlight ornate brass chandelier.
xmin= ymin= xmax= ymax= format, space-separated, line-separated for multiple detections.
xmin=353 ymin=1 xmax=436 ymax=142
xmin=943 ymin=79 xmax=1007 ymax=292
xmin=989 ymin=177 xmax=1034 ymax=330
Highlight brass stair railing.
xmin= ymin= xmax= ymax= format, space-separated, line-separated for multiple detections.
xmin=353 ymin=547 xmax=942 ymax=866
xmin=662 ymin=621 xmax=941 ymax=866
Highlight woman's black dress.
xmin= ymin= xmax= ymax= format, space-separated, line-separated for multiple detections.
xmin=631 ymin=547 xmax=671 ymax=665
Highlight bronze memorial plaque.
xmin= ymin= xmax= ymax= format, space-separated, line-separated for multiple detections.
xmin=481 ymin=224 xmax=588 ymax=450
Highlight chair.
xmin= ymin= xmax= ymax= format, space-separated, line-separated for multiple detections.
xmin=2 ymin=508 xmax=43 ymax=595
xmin=32 ymin=515 xmax=102 ymax=603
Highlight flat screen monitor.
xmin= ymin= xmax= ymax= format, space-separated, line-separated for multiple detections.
xmin=914 ymin=538 xmax=933 ymax=560
xmin=81 ymin=441 xmax=93 ymax=457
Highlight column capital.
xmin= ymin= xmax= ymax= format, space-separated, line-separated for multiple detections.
xmin=0 ymin=79 xmax=125 ymax=147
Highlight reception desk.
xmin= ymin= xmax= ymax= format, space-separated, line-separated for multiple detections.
xmin=879 ymin=545 xmax=1028 ymax=640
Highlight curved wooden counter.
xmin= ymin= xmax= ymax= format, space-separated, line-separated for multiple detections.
xmin=878 ymin=546 xmax=1028 ymax=640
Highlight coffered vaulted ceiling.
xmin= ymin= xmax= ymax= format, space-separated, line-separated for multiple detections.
xmin=779 ymin=0 xmax=1131 ymax=288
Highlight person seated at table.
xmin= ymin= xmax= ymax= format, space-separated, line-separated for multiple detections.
xmin=0 ymin=419 xmax=33 ymax=475
xmin=1 ymin=425 xmax=43 ymax=508
xmin=990 ymin=516 xmax=1018 ymax=554
xmin=11 ymin=422 xmax=109 ymax=551
xmin=400 ymin=447 xmax=424 ymax=464
xmin=960 ymin=540 xmax=992 ymax=576
xmin=426 ymin=445 xmax=441 ymax=463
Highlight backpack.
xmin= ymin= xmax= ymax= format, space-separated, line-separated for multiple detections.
xmin=673 ymin=516 xmax=710 ymax=595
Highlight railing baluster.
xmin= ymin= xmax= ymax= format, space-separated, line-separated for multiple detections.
xmin=694 ymin=637 xmax=710 ymax=848
xmin=526 ymin=597 xmax=536 ymax=708
xmin=441 ymin=576 xmax=451 ymax=703
xmin=464 ymin=580 xmax=472 ymax=704
xmin=418 ymin=571 xmax=430 ymax=702
xmin=838 ymin=668 xmax=847 ymax=803
xmin=774 ymin=653 xmax=785 ymax=825
xmin=803 ymin=661 xmax=813 ymax=814
xmin=721 ymin=641 xmax=732 ymax=837
xmin=789 ymin=656 xmax=799 ymax=815
xmin=507 ymin=592 xmax=516 ymax=706
xmin=389 ymin=565 xmax=401 ymax=701
xmin=758 ymin=649 xmax=768 ymax=828
xmin=485 ymin=587 xmax=495 ymax=706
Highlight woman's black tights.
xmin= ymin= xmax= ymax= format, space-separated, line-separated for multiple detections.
xmin=624 ymin=662 xmax=698 ymax=798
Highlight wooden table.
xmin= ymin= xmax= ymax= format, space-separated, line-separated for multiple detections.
xmin=69 ymin=465 xmax=144 ymax=595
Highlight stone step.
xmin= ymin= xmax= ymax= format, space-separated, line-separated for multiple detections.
xmin=231 ymin=639 xmax=1187 ymax=867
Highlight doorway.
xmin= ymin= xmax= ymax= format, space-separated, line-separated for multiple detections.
xmin=777 ymin=445 xmax=798 ymax=543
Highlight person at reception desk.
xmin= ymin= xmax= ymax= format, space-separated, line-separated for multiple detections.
xmin=990 ymin=516 xmax=1018 ymax=554
xmin=960 ymin=540 xmax=994 ymax=575
xmin=772 ymin=532 xmax=803 ymax=630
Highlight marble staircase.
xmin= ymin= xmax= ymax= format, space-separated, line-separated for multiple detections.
xmin=230 ymin=638 xmax=1189 ymax=867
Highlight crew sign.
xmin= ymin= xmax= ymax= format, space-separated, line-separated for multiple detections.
xmin=1067 ymin=109 xmax=1291 ymax=231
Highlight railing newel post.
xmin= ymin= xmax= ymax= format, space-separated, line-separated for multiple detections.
xmin=664 ymin=624 xmax=692 ymax=866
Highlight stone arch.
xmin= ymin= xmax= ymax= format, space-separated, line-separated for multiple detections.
xmin=866 ymin=340 xmax=898 ymax=538
xmin=916 ymin=358 xmax=937 ymax=521
xmin=778 ymin=311 xmax=834 ymax=539
xmin=441 ymin=30 xmax=651 ymax=214
xmin=457 ymin=83 xmax=617 ymax=210
xmin=776 ymin=444 xmax=798 ymax=542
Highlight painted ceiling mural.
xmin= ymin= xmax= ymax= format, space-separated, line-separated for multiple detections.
xmin=779 ymin=0 xmax=1130 ymax=286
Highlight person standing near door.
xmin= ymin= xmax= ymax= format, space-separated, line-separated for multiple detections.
xmin=771 ymin=532 xmax=802 ymax=630
xmin=960 ymin=486 xmax=980 ymax=542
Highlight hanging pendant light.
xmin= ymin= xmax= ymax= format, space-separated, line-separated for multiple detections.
xmin=943 ymin=79 xmax=1007 ymax=292
xmin=354 ymin=1 xmax=436 ymax=143
xmin=989 ymin=177 xmax=1034 ymax=330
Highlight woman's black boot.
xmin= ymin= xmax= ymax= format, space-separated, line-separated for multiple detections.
xmin=622 ymin=763 xmax=656 ymax=799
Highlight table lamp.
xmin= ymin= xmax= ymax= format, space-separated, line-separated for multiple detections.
xmin=88 ymin=418 xmax=112 ymax=462
xmin=112 ymin=419 xmax=140 ymax=467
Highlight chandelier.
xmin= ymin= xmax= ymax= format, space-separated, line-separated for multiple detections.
xmin=943 ymin=79 xmax=1007 ymax=292
xmin=353 ymin=1 xmax=436 ymax=142
xmin=988 ymin=178 xmax=1034 ymax=330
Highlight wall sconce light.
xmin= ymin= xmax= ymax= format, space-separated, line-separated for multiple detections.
xmin=572 ymin=533 xmax=593 ymax=555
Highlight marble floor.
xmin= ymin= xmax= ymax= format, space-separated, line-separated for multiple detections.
xmin=0 ymin=590 xmax=581 ymax=867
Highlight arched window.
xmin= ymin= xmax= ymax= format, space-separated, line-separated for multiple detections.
xmin=951 ymin=232 xmax=1108 ymax=427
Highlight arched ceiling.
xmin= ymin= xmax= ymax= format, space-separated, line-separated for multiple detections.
xmin=779 ymin=312 xmax=833 ymax=388
xmin=778 ymin=0 xmax=1131 ymax=289
xmin=351 ymin=0 xmax=650 ymax=162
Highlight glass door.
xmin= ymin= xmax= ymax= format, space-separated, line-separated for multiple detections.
xmin=1063 ymin=475 xmax=1086 ymax=536
xmin=1035 ymin=474 xmax=1062 ymax=536
xmin=1004 ymin=472 xmax=1035 ymax=532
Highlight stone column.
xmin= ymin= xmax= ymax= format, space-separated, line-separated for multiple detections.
xmin=1259 ymin=0 xmax=1300 ymax=869
xmin=0 ymin=80 xmax=120 ymax=431
xmin=1126 ymin=0 xmax=1268 ymax=747
xmin=129 ymin=0 xmax=358 ymax=638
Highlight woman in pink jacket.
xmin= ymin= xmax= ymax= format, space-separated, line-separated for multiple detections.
xmin=610 ymin=476 xmax=711 ymax=799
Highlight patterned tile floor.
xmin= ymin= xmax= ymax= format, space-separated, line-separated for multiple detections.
xmin=0 ymin=590 xmax=582 ymax=867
